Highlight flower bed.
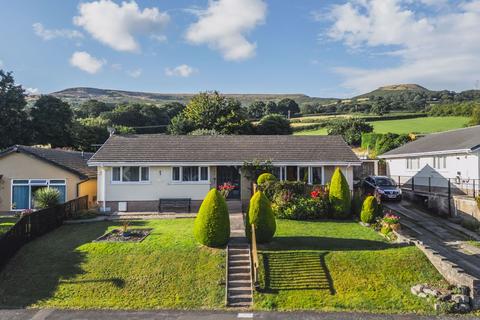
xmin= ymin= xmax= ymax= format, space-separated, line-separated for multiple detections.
xmin=94 ymin=228 xmax=152 ymax=242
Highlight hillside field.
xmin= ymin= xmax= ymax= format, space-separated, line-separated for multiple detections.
xmin=295 ymin=116 xmax=469 ymax=135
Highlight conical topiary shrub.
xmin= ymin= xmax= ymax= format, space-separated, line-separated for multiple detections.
xmin=360 ymin=195 xmax=380 ymax=224
xmin=194 ymin=188 xmax=230 ymax=247
xmin=257 ymin=173 xmax=276 ymax=185
xmin=246 ymin=191 xmax=276 ymax=243
xmin=329 ymin=167 xmax=351 ymax=219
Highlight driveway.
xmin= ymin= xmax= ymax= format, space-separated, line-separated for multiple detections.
xmin=1 ymin=309 xmax=479 ymax=320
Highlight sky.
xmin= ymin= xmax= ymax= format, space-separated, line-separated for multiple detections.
xmin=1 ymin=0 xmax=480 ymax=98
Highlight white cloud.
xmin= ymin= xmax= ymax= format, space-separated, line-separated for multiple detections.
xmin=25 ymin=88 xmax=40 ymax=95
xmin=33 ymin=22 xmax=83 ymax=40
xmin=74 ymin=0 xmax=170 ymax=52
xmin=185 ymin=0 xmax=267 ymax=61
xmin=127 ymin=68 xmax=142 ymax=78
xmin=324 ymin=0 xmax=480 ymax=93
xmin=165 ymin=64 xmax=197 ymax=77
xmin=69 ymin=51 xmax=105 ymax=74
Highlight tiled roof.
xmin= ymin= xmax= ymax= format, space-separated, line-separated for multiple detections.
xmin=0 ymin=145 xmax=96 ymax=179
xmin=89 ymin=134 xmax=360 ymax=164
xmin=380 ymin=125 xmax=480 ymax=158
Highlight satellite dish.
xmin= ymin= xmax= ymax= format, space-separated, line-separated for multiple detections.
xmin=107 ymin=127 xmax=115 ymax=136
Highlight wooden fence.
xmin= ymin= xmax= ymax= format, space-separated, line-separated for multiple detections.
xmin=0 ymin=196 xmax=88 ymax=269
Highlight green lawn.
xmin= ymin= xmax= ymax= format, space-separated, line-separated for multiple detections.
xmin=254 ymin=220 xmax=448 ymax=313
xmin=295 ymin=116 xmax=469 ymax=135
xmin=0 ymin=219 xmax=225 ymax=309
xmin=0 ymin=216 xmax=17 ymax=236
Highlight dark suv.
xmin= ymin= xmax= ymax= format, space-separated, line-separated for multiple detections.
xmin=363 ymin=176 xmax=402 ymax=201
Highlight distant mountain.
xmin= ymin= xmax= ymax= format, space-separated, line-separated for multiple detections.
xmin=354 ymin=84 xmax=431 ymax=98
xmin=51 ymin=87 xmax=338 ymax=106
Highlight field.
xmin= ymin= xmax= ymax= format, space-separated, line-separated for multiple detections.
xmin=0 ymin=219 xmax=225 ymax=309
xmin=295 ymin=116 xmax=469 ymax=135
xmin=254 ymin=220 xmax=448 ymax=313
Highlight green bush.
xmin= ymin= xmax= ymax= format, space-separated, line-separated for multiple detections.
xmin=246 ymin=191 xmax=276 ymax=243
xmin=329 ymin=168 xmax=351 ymax=218
xmin=193 ymin=188 xmax=230 ymax=247
xmin=272 ymin=195 xmax=330 ymax=220
xmin=257 ymin=173 xmax=276 ymax=185
xmin=34 ymin=188 xmax=60 ymax=209
xmin=351 ymin=191 xmax=364 ymax=217
xmin=360 ymin=196 xmax=380 ymax=224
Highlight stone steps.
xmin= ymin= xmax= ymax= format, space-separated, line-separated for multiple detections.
xmin=226 ymin=242 xmax=252 ymax=308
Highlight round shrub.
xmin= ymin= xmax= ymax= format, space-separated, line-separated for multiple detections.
xmin=246 ymin=191 xmax=276 ymax=243
xmin=360 ymin=196 xmax=379 ymax=224
xmin=194 ymin=188 xmax=230 ymax=247
xmin=257 ymin=173 xmax=276 ymax=185
xmin=329 ymin=168 xmax=351 ymax=219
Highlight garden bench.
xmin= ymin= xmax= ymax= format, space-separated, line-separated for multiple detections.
xmin=158 ymin=198 xmax=191 ymax=213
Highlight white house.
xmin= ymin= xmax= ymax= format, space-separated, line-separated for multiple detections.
xmin=379 ymin=126 xmax=480 ymax=194
xmin=88 ymin=134 xmax=361 ymax=212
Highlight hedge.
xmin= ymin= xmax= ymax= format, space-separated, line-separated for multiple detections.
xmin=193 ymin=188 xmax=230 ymax=247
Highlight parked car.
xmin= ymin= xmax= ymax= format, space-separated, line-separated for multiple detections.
xmin=363 ymin=176 xmax=402 ymax=201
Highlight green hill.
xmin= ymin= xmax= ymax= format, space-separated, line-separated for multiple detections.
xmin=51 ymin=87 xmax=337 ymax=106
xmin=354 ymin=84 xmax=431 ymax=99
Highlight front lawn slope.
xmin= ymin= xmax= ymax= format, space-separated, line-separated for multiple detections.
xmin=254 ymin=220 xmax=447 ymax=314
xmin=0 ymin=220 xmax=224 ymax=309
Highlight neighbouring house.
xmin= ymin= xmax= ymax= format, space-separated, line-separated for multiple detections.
xmin=379 ymin=126 xmax=480 ymax=190
xmin=88 ymin=134 xmax=361 ymax=212
xmin=0 ymin=145 xmax=97 ymax=213
xmin=379 ymin=126 xmax=480 ymax=219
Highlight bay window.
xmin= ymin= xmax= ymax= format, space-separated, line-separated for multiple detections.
xmin=172 ymin=166 xmax=209 ymax=183
xmin=112 ymin=167 xmax=149 ymax=183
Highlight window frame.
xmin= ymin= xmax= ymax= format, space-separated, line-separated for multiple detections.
xmin=171 ymin=166 xmax=210 ymax=184
xmin=11 ymin=179 xmax=67 ymax=211
xmin=433 ymin=156 xmax=447 ymax=170
xmin=111 ymin=166 xmax=150 ymax=184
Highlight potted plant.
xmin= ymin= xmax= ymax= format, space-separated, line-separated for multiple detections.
xmin=217 ymin=182 xmax=235 ymax=199
xmin=382 ymin=211 xmax=401 ymax=231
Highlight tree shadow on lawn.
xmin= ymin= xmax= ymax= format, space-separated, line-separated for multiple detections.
xmin=257 ymin=236 xmax=408 ymax=294
xmin=0 ymin=221 xmax=143 ymax=308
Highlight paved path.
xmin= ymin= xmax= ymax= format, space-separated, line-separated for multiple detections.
xmin=385 ymin=202 xmax=480 ymax=279
xmin=2 ymin=309 xmax=479 ymax=320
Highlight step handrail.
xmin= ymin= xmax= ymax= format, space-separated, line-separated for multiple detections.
xmin=225 ymin=244 xmax=229 ymax=306
xmin=251 ymin=224 xmax=259 ymax=289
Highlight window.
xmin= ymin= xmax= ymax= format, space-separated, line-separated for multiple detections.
xmin=312 ymin=167 xmax=322 ymax=185
xmin=171 ymin=166 xmax=209 ymax=183
xmin=11 ymin=179 xmax=67 ymax=210
xmin=433 ymin=156 xmax=446 ymax=169
xmin=183 ymin=166 xmax=198 ymax=181
xmin=172 ymin=167 xmax=180 ymax=181
xmin=406 ymin=158 xmax=420 ymax=170
xmin=200 ymin=167 xmax=209 ymax=181
xmin=112 ymin=167 xmax=121 ymax=181
xmin=298 ymin=167 xmax=309 ymax=183
xmin=112 ymin=167 xmax=149 ymax=183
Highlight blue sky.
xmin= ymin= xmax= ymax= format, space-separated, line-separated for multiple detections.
xmin=1 ymin=0 xmax=480 ymax=98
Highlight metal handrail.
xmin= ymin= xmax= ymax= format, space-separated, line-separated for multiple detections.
xmin=251 ymin=224 xmax=259 ymax=289
xmin=225 ymin=244 xmax=229 ymax=306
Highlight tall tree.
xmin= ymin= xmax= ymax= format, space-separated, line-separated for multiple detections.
xmin=0 ymin=70 xmax=31 ymax=149
xmin=264 ymin=101 xmax=278 ymax=115
xmin=277 ymin=98 xmax=300 ymax=117
xmin=170 ymin=91 xmax=253 ymax=134
xmin=327 ymin=118 xmax=373 ymax=146
xmin=247 ymin=101 xmax=266 ymax=119
xmin=31 ymin=95 xmax=74 ymax=147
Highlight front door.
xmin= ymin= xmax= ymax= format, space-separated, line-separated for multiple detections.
xmin=217 ymin=166 xmax=241 ymax=199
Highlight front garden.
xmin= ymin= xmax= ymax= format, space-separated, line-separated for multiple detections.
xmin=253 ymin=219 xmax=448 ymax=313
xmin=0 ymin=219 xmax=224 ymax=309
